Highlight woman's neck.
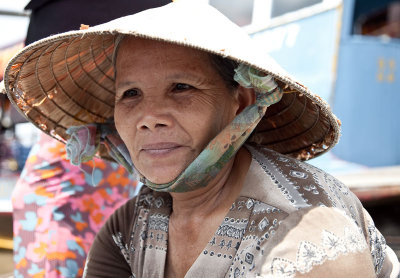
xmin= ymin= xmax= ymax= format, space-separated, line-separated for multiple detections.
xmin=169 ymin=147 xmax=252 ymax=222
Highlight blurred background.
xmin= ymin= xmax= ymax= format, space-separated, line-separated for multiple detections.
xmin=1 ymin=1 xmax=30 ymax=276
xmin=1 ymin=0 xmax=399 ymax=276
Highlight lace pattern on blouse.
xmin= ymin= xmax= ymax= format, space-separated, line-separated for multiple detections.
xmin=265 ymin=226 xmax=368 ymax=278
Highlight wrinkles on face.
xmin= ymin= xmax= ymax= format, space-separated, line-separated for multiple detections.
xmin=114 ymin=37 xmax=239 ymax=184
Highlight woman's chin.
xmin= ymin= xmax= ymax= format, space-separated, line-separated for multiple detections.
xmin=139 ymin=166 xmax=184 ymax=185
xmin=144 ymin=175 xmax=178 ymax=185
xmin=135 ymin=154 xmax=195 ymax=185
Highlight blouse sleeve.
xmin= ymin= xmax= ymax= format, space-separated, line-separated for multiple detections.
xmin=258 ymin=206 xmax=399 ymax=278
xmin=83 ymin=197 xmax=136 ymax=278
xmin=361 ymin=207 xmax=400 ymax=278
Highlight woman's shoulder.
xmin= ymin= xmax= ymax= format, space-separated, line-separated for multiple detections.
xmin=255 ymin=206 xmax=379 ymax=277
xmin=239 ymin=145 xmax=399 ymax=277
xmin=244 ymin=144 xmax=359 ymax=214
xmin=232 ymin=193 xmax=395 ymax=277
xmin=84 ymin=186 xmax=172 ymax=276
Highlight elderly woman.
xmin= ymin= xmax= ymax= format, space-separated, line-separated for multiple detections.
xmin=2 ymin=1 xmax=399 ymax=277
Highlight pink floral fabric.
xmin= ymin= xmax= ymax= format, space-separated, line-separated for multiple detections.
xmin=12 ymin=133 xmax=137 ymax=278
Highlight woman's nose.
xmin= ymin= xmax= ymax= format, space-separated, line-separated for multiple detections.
xmin=136 ymin=99 xmax=174 ymax=131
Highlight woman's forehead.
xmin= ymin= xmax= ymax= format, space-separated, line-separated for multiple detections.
xmin=117 ymin=37 xmax=208 ymax=63
xmin=115 ymin=37 xmax=218 ymax=79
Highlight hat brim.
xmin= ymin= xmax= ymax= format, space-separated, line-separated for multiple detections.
xmin=3 ymin=2 xmax=340 ymax=161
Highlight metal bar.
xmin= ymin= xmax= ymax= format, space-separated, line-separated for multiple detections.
xmin=0 ymin=10 xmax=30 ymax=17
xmin=0 ymin=236 xmax=12 ymax=250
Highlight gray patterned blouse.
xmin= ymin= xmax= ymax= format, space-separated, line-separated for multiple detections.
xmin=84 ymin=145 xmax=399 ymax=277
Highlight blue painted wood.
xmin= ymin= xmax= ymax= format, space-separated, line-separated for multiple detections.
xmin=253 ymin=0 xmax=400 ymax=168
xmin=252 ymin=8 xmax=340 ymax=102
xmin=332 ymin=36 xmax=400 ymax=166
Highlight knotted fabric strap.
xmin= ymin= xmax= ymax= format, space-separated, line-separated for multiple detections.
xmin=66 ymin=125 xmax=100 ymax=165
xmin=65 ymin=64 xmax=283 ymax=192
xmin=66 ymin=122 xmax=134 ymax=173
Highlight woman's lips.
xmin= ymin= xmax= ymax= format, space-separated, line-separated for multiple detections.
xmin=141 ymin=142 xmax=183 ymax=156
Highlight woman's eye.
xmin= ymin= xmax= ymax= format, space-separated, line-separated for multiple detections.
xmin=122 ymin=89 xmax=139 ymax=99
xmin=174 ymin=83 xmax=192 ymax=91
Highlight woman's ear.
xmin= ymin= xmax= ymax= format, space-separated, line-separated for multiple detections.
xmin=235 ymin=86 xmax=256 ymax=115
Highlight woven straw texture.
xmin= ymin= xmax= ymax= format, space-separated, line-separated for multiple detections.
xmin=3 ymin=1 xmax=340 ymax=161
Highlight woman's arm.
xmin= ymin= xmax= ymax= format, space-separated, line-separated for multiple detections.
xmin=83 ymin=197 xmax=136 ymax=277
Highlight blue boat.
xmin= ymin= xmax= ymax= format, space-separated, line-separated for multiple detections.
xmin=209 ymin=0 xmax=400 ymax=258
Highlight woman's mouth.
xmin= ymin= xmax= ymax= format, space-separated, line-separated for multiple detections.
xmin=141 ymin=142 xmax=183 ymax=156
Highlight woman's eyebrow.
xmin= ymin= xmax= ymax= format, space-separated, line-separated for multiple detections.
xmin=115 ymin=72 xmax=211 ymax=90
xmin=166 ymin=72 xmax=210 ymax=84
xmin=115 ymin=81 xmax=138 ymax=89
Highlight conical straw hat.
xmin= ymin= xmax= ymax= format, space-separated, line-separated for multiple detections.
xmin=2 ymin=1 xmax=340 ymax=161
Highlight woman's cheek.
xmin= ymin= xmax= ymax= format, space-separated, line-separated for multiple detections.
xmin=114 ymin=105 xmax=135 ymax=144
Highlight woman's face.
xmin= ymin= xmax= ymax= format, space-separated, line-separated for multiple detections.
xmin=114 ymin=38 xmax=241 ymax=184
